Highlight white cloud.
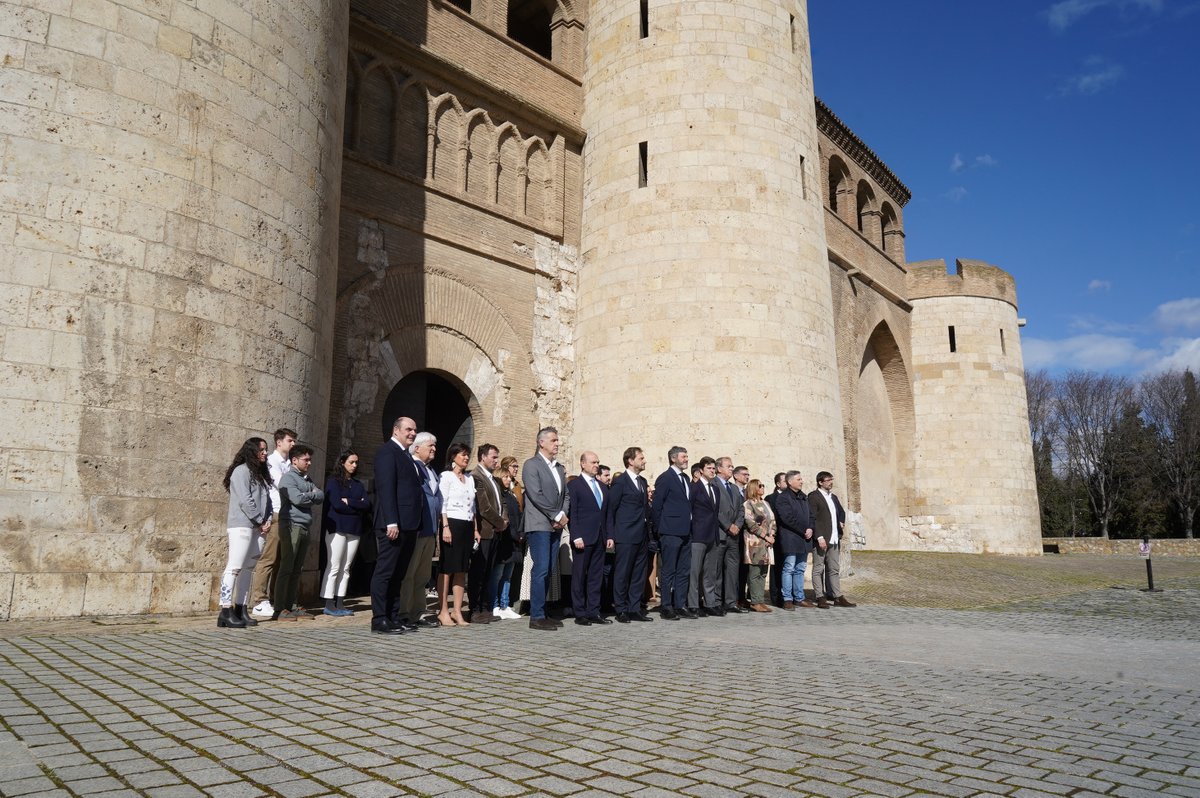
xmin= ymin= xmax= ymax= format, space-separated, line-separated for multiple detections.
xmin=1069 ymin=314 xmax=1142 ymax=334
xmin=1144 ymin=338 xmax=1200 ymax=374
xmin=1046 ymin=0 xmax=1163 ymax=31
xmin=950 ymin=153 xmax=965 ymax=173
xmin=1023 ymin=334 xmax=1156 ymax=370
xmin=943 ymin=186 xmax=968 ymax=203
xmin=1087 ymin=279 xmax=1112 ymax=292
xmin=1057 ymin=56 xmax=1125 ymax=96
xmin=949 ymin=153 xmax=998 ymax=173
xmin=974 ymin=154 xmax=999 ymax=168
xmin=1153 ymin=297 xmax=1200 ymax=331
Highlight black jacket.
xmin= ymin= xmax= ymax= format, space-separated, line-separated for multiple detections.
xmin=774 ymin=488 xmax=814 ymax=556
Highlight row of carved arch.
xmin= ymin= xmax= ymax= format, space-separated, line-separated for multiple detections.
xmin=826 ymin=154 xmax=904 ymax=261
xmin=344 ymin=54 xmax=562 ymax=228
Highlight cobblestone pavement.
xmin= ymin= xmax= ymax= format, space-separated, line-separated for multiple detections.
xmin=2 ymin=556 xmax=1199 ymax=798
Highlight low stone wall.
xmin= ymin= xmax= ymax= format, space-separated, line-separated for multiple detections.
xmin=1043 ymin=537 xmax=1200 ymax=556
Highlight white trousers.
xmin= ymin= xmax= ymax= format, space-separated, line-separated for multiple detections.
xmin=220 ymin=527 xmax=264 ymax=607
xmin=321 ymin=531 xmax=362 ymax=598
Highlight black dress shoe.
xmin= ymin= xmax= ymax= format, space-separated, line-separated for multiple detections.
xmin=726 ymin=605 xmax=750 ymax=614
xmin=707 ymin=607 xmax=726 ymax=617
xmin=550 ymin=618 xmax=564 ymax=628
xmin=417 ymin=617 xmax=441 ymax=628
xmin=371 ymin=622 xmax=406 ymax=635
xmin=660 ymin=608 xmax=679 ymax=620
xmin=574 ymin=617 xmax=592 ymax=626
xmin=632 ymin=612 xmax=654 ymax=622
xmin=681 ymin=608 xmax=699 ymax=619
xmin=529 ymin=618 xmax=558 ymax=631
xmin=589 ymin=616 xmax=613 ymax=625
xmin=616 ymin=613 xmax=631 ymax=623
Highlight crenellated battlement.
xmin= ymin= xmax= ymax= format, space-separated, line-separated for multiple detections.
xmin=906 ymin=258 xmax=1018 ymax=309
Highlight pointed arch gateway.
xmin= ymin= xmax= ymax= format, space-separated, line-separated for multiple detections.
xmin=854 ymin=321 xmax=915 ymax=550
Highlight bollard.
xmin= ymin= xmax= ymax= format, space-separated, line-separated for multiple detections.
xmin=1139 ymin=536 xmax=1162 ymax=593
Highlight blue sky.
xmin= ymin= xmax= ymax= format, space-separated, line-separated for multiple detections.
xmin=809 ymin=0 xmax=1200 ymax=375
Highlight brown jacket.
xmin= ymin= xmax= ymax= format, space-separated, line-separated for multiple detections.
xmin=472 ymin=468 xmax=507 ymax=540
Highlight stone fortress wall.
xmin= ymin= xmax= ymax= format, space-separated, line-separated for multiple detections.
xmin=0 ymin=0 xmax=1042 ymax=619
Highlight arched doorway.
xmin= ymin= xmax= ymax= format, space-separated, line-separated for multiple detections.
xmin=381 ymin=370 xmax=474 ymax=472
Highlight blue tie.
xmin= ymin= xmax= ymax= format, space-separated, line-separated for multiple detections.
xmin=591 ymin=478 xmax=602 ymax=508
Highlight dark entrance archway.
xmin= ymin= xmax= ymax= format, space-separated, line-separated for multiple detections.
xmin=380 ymin=370 xmax=474 ymax=472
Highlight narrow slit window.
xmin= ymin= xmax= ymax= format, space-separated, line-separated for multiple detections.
xmin=1000 ymin=328 xmax=1006 ymax=354
xmin=638 ymin=141 xmax=648 ymax=187
xmin=799 ymin=154 xmax=806 ymax=199
xmin=948 ymin=326 xmax=957 ymax=353
xmin=639 ymin=0 xmax=649 ymax=39
xmin=790 ymin=14 xmax=796 ymax=52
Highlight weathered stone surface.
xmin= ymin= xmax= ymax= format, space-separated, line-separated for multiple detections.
xmin=10 ymin=573 xmax=86 ymax=619
xmin=148 ymin=572 xmax=210 ymax=614
xmin=83 ymin=572 xmax=152 ymax=615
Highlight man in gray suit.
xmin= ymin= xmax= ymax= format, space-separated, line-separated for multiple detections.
xmin=711 ymin=457 xmax=749 ymax=614
xmin=521 ymin=427 xmax=571 ymax=631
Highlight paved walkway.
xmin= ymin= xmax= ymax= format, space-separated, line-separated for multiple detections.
xmin=2 ymin=553 xmax=1199 ymax=798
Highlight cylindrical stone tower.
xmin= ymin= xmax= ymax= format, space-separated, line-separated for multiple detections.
xmin=573 ymin=0 xmax=845 ymax=480
xmin=0 ymin=0 xmax=348 ymax=618
xmin=906 ymin=259 xmax=1042 ymax=554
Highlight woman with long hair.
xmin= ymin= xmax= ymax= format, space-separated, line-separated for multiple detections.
xmin=319 ymin=449 xmax=370 ymax=616
xmin=742 ymin=479 xmax=776 ymax=613
xmin=220 ymin=437 xmax=273 ymax=628
xmin=437 ymin=442 xmax=476 ymax=627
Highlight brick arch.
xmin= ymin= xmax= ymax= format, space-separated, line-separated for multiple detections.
xmin=464 ymin=109 xmax=495 ymax=201
xmin=357 ymin=62 xmax=399 ymax=164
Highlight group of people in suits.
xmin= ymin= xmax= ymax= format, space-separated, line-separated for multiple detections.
xmin=369 ymin=419 xmax=856 ymax=634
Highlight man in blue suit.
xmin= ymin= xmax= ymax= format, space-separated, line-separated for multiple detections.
xmin=688 ymin=456 xmax=721 ymax=615
xmin=370 ymin=416 xmax=429 ymax=635
xmin=567 ymin=451 xmax=611 ymax=625
xmin=650 ymin=445 xmax=692 ymax=620
xmin=607 ymin=446 xmax=653 ymax=623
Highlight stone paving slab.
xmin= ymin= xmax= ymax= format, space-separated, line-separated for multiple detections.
xmin=2 ymin=555 xmax=1199 ymax=797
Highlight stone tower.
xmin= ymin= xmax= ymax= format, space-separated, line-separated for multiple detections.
xmin=905 ymin=260 xmax=1041 ymax=554
xmin=573 ymin=0 xmax=845 ymax=479
xmin=0 ymin=0 xmax=348 ymax=617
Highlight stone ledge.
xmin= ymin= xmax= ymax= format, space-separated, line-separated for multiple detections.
xmin=1044 ymin=537 xmax=1200 ymax=556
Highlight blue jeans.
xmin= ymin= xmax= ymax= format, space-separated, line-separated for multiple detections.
xmin=527 ymin=530 xmax=555 ymax=619
xmin=489 ymin=560 xmax=515 ymax=609
xmin=781 ymin=554 xmax=807 ymax=603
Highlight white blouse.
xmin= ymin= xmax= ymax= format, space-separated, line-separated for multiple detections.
xmin=439 ymin=470 xmax=476 ymax=521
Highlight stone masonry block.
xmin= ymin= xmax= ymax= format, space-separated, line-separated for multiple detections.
xmin=149 ymin=571 xmax=211 ymax=614
xmin=10 ymin=571 xmax=86 ymax=618
xmin=83 ymin=571 xmax=151 ymax=615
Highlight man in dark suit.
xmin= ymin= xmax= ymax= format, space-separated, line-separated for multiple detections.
xmin=765 ymin=472 xmax=787 ymax=606
xmin=809 ymin=470 xmax=857 ymax=608
xmin=521 ymin=427 xmax=570 ymax=630
xmin=607 ymin=446 xmax=653 ymax=623
xmin=469 ymin=443 xmax=506 ymax=624
xmin=732 ymin=465 xmax=752 ymax=609
xmin=712 ymin=457 xmax=748 ymax=614
xmin=689 ymin=456 xmax=721 ymax=615
xmin=370 ymin=416 xmax=430 ymax=635
xmin=650 ymin=445 xmax=692 ymax=620
xmin=567 ymin=451 xmax=611 ymax=625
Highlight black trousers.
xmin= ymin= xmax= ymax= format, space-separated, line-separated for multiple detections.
xmin=468 ymin=536 xmax=497 ymax=613
xmin=658 ymin=534 xmax=691 ymax=611
xmin=769 ymin=539 xmax=784 ymax=605
xmin=571 ymin=539 xmax=605 ymax=618
xmin=370 ymin=528 xmax=416 ymax=626
xmin=612 ymin=539 xmax=648 ymax=615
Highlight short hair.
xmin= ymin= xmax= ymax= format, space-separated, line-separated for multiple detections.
xmin=274 ymin=428 xmax=297 ymax=443
xmin=446 ymin=442 xmax=470 ymax=463
xmin=746 ymin=479 xmax=765 ymax=500
xmin=501 ymin=455 xmax=519 ymax=472
xmin=774 ymin=471 xmax=787 ymax=487
xmin=622 ymin=446 xmax=642 ymax=467
xmin=697 ymin=456 xmax=716 ymax=470
xmin=733 ymin=465 xmax=749 ymax=477
xmin=536 ymin=426 xmax=558 ymax=444
xmin=409 ymin=431 xmax=436 ymax=454
xmin=477 ymin=443 xmax=498 ymax=460
xmin=716 ymin=456 xmax=732 ymax=468
xmin=785 ymin=470 xmax=802 ymax=483
xmin=290 ymin=443 xmax=313 ymax=460
xmin=667 ymin=445 xmax=687 ymax=462
xmin=816 ymin=470 xmax=833 ymax=483
xmin=599 ymin=465 xmax=611 ymax=474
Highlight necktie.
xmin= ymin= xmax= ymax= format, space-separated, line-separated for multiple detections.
xmin=726 ymin=481 xmax=737 ymax=506
xmin=679 ymin=472 xmax=688 ymax=498
xmin=708 ymin=483 xmax=716 ymax=506
xmin=591 ymin=478 xmax=602 ymax=508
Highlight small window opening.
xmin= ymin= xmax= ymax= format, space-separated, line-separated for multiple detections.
xmin=446 ymin=0 xmax=470 ymax=12
xmin=790 ymin=15 xmax=797 ymax=52
xmin=638 ymin=141 xmax=648 ymax=187
xmin=948 ymin=326 xmax=957 ymax=353
xmin=799 ymin=154 xmax=806 ymax=199
xmin=1000 ymin=328 xmax=1006 ymax=354
xmin=507 ymin=0 xmax=553 ymax=60
xmin=639 ymin=0 xmax=649 ymax=39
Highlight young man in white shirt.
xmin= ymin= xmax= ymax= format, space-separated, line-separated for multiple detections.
xmin=250 ymin=428 xmax=295 ymax=619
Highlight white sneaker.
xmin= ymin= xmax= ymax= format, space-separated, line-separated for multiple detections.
xmin=492 ymin=608 xmax=504 ymax=619
xmin=502 ymin=607 xmax=521 ymax=620
xmin=251 ymin=601 xmax=274 ymax=618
